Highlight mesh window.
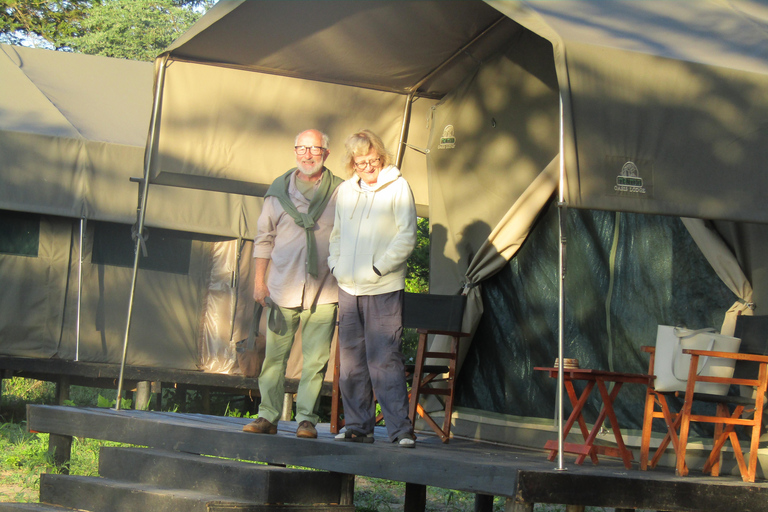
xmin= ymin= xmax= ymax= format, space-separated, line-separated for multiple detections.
xmin=0 ymin=210 xmax=40 ymax=257
xmin=92 ymin=221 xmax=192 ymax=275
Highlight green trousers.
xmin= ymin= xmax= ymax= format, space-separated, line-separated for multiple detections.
xmin=257 ymin=302 xmax=337 ymax=424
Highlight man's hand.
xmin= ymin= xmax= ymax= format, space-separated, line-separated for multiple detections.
xmin=253 ymin=281 xmax=270 ymax=307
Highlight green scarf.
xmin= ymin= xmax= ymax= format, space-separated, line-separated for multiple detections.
xmin=265 ymin=167 xmax=343 ymax=277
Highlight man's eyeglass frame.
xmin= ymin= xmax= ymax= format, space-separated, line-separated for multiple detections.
xmin=294 ymin=145 xmax=326 ymax=156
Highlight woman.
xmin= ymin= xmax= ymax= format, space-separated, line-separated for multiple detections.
xmin=328 ymin=129 xmax=418 ymax=447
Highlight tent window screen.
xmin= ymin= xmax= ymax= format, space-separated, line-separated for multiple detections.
xmin=92 ymin=221 xmax=191 ymax=275
xmin=0 ymin=210 xmax=40 ymax=257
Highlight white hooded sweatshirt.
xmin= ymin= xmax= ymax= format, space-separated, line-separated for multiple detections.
xmin=328 ymin=165 xmax=417 ymax=296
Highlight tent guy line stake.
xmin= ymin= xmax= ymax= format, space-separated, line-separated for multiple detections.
xmin=115 ymin=54 xmax=169 ymax=411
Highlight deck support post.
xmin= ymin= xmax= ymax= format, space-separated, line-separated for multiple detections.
xmin=404 ymin=482 xmax=426 ymax=512
xmin=281 ymin=392 xmax=293 ymax=421
xmin=504 ymin=499 xmax=533 ymax=512
xmin=474 ymin=493 xmax=494 ymax=511
xmin=152 ymin=381 xmax=162 ymax=410
xmin=202 ymin=387 xmax=211 ymax=414
xmin=135 ymin=381 xmax=151 ymax=410
xmin=48 ymin=433 xmax=72 ymax=475
xmin=338 ymin=473 xmax=354 ymax=506
xmin=55 ymin=376 xmax=70 ymax=405
xmin=177 ymin=384 xmax=188 ymax=411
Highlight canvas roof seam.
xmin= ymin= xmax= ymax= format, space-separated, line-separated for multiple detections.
xmin=0 ymin=44 xmax=85 ymax=140
xmin=406 ymin=14 xmax=509 ymax=95
xmin=1 ymin=45 xmax=90 ymax=141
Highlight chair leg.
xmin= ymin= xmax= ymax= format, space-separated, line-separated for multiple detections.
xmin=408 ymin=332 xmax=428 ymax=425
xmin=439 ymin=336 xmax=459 ymax=443
xmin=703 ymin=403 xmax=732 ymax=477
xmin=730 ymin=429 xmax=747 ymax=480
xmin=677 ymin=392 xmax=695 ymax=476
xmin=651 ymin=396 xmax=681 ymax=469
xmin=640 ymin=386 xmax=656 ymax=470
xmin=746 ymin=365 xmax=768 ymax=482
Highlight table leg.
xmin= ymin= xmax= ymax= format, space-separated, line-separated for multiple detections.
xmin=546 ymin=381 xmax=599 ymax=465
xmin=567 ymin=381 xmax=600 ymax=464
xmin=573 ymin=400 xmax=608 ymax=465
xmin=595 ymin=380 xmax=633 ymax=469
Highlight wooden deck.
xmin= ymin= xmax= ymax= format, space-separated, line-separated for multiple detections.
xmin=0 ymin=356 xmax=331 ymax=397
xmin=25 ymin=404 xmax=768 ymax=511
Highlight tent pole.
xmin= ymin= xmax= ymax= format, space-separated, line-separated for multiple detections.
xmin=115 ymin=54 xmax=169 ymax=411
xmin=395 ymin=93 xmax=414 ymax=169
xmin=556 ymin=94 xmax=567 ymax=471
xmin=75 ymin=216 xmax=86 ymax=362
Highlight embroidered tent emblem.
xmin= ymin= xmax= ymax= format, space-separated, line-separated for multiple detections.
xmin=615 ymin=161 xmax=646 ymax=194
xmin=438 ymin=125 xmax=456 ymax=149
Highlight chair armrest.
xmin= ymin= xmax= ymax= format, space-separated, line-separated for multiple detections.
xmin=641 ymin=346 xmax=655 ymax=354
xmin=682 ymin=349 xmax=768 ymax=364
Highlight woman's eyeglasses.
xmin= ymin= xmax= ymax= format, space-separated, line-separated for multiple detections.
xmin=354 ymin=157 xmax=382 ymax=170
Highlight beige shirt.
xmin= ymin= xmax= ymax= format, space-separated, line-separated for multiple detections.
xmin=253 ymin=170 xmax=339 ymax=309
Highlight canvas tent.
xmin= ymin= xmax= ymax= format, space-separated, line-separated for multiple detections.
xmin=139 ymin=0 xmax=768 ymax=450
xmin=0 ymin=44 xmax=270 ymax=374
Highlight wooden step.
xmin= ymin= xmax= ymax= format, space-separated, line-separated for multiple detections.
xmin=97 ymin=447 xmax=348 ymax=505
xmin=39 ymin=473 xmax=258 ymax=512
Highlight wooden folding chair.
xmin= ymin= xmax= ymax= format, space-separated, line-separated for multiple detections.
xmin=676 ymin=315 xmax=768 ymax=482
xmin=639 ymin=346 xmax=683 ymax=471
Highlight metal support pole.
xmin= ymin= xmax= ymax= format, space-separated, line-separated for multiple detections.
xmin=556 ymin=94 xmax=567 ymax=471
xmin=115 ymin=55 xmax=169 ymax=410
xmin=75 ymin=216 xmax=86 ymax=361
xmin=395 ymin=93 xmax=415 ymax=169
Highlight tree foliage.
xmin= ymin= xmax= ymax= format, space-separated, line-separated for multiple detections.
xmin=61 ymin=0 xmax=203 ymax=61
xmin=406 ymin=217 xmax=430 ymax=294
xmin=1 ymin=0 xmax=214 ymax=60
xmin=0 ymin=0 xmax=96 ymax=48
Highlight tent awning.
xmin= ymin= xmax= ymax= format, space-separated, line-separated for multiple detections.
xmin=155 ymin=0 xmax=768 ymax=224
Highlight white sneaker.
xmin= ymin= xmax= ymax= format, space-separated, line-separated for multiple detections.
xmin=335 ymin=431 xmax=374 ymax=443
xmin=397 ymin=434 xmax=416 ymax=448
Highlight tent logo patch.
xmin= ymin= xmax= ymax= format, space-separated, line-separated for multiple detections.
xmin=438 ymin=125 xmax=456 ymax=149
xmin=614 ymin=161 xmax=646 ymax=194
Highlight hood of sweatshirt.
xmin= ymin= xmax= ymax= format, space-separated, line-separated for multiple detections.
xmin=350 ymin=164 xmax=401 ymax=192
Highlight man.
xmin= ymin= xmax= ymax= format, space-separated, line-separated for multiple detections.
xmin=243 ymin=129 xmax=343 ymax=439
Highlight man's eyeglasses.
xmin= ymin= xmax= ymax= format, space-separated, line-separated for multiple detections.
xmin=295 ymin=145 xmax=326 ymax=156
xmin=354 ymin=157 xmax=382 ymax=170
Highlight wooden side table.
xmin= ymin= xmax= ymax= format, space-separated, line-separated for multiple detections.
xmin=535 ymin=367 xmax=653 ymax=469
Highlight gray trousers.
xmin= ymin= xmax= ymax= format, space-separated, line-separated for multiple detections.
xmin=337 ymin=288 xmax=413 ymax=441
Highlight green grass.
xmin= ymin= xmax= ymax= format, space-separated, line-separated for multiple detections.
xmin=0 ymin=378 xmax=137 ymax=503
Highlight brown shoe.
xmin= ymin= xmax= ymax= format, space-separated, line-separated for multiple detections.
xmin=296 ymin=420 xmax=317 ymax=439
xmin=242 ymin=417 xmax=277 ymax=434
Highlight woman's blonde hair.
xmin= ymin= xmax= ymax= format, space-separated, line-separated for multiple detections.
xmin=343 ymin=129 xmax=391 ymax=177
